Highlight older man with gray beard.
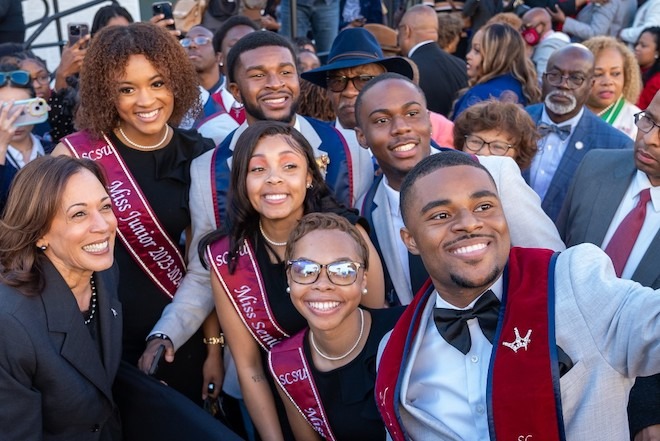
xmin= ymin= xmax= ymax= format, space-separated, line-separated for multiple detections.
xmin=523 ymin=44 xmax=633 ymax=221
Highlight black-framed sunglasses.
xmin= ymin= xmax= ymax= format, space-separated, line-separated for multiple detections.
xmin=287 ymin=259 xmax=364 ymax=286
xmin=634 ymin=111 xmax=660 ymax=134
xmin=326 ymin=75 xmax=376 ymax=93
xmin=464 ymin=134 xmax=513 ymax=156
xmin=0 ymin=70 xmax=30 ymax=87
xmin=180 ymin=36 xmax=212 ymax=48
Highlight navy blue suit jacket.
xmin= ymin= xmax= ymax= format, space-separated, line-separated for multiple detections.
xmin=524 ymin=104 xmax=633 ymax=221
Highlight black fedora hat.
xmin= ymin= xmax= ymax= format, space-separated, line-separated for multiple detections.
xmin=301 ymin=27 xmax=414 ymax=88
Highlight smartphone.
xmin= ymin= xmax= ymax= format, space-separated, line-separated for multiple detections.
xmin=148 ymin=344 xmax=166 ymax=376
xmin=68 ymin=23 xmax=89 ymax=47
xmin=152 ymin=2 xmax=176 ymax=31
xmin=11 ymin=98 xmax=49 ymax=127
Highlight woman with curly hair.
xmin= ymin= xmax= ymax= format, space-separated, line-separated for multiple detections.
xmin=635 ymin=26 xmax=660 ymax=110
xmin=583 ymin=36 xmax=642 ymax=139
xmin=451 ymin=23 xmax=541 ymax=119
xmin=453 ymin=99 xmax=540 ymax=170
xmin=52 ymin=22 xmax=217 ymax=405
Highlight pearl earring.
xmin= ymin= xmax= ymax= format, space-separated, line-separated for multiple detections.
xmin=286 ymin=286 xmax=291 ymax=294
xmin=306 ymin=183 xmax=313 ymax=189
xmin=362 ymin=288 xmax=368 ymax=296
xmin=38 ymin=244 xmax=47 ymax=251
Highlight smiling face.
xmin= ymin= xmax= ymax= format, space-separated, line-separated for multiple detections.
xmin=400 ymin=165 xmax=510 ymax=307
xmin=588 ymin=47 xmax=625 ymax=113
xmin=246 ymin=134 xmax=312 ymax=222
xmin=38 ymin=169 xmax=117 ymax=285
xmin=114 ymin=54 xmax=174 ymax=146
xmin=287 ymin=229 xmax=367 ymax=331
xmin=635 ymin=31 xmax=658 ymax=70
xmin=229 ymin=46 xmax=300 ymax=125
xmin=466 ymin=30 xmax=484 ymax=81
xmin=355 ymin=78 xmax=431 ymax=190
xmin=635 ymin=93 xmax=660 ymax=186
xmin=329 ymin=63 xmax=386 ymax=129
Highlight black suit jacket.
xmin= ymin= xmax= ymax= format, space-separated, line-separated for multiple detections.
xmin=556 ymin=148 xmax=660 ymax=437
xmin=410 ymin=42 xmax=468 ymax=117
xmin=0 ymin=259 xmax=122 ymax=441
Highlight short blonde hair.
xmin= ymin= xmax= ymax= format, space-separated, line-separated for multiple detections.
xmin=583 ymin=36 xmax=642 ymax=104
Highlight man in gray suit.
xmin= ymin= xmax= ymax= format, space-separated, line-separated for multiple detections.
xmin=355 ymin=73 xmax=564 ymax=306
xmin=524 ymin=44 xmax=633 ymax=221
xmin=557 ymin=91 xmax=660 ymax=441
xmin=376 ymin=150 xmax=660 ymax=441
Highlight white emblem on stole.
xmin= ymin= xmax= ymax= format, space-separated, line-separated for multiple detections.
xmin=502 ymin=327 xmax=532 ymax=352
xmin=111 ymin=308 xmax=118 ymax=317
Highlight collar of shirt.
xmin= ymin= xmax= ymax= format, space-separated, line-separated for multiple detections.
xmin=633 ymin=170 xmax=660 ymax=213
xmin=7 ymin=134 xmax=44 ymax=169
xmin=208 ymin=76 xmax=223 ymax=95
xmin=408 ymin=40 xmax=435 ymax=57
xmin=383 ymin=174 xmax=401 ymax=217
xmin=435 ymin=275 xmax=504 ymax=310
xmin=540 ymin=105 xmax=584 ymax=132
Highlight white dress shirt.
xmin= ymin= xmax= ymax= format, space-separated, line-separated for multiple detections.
xmin=6 ymin=134 xmax=44 ymax=169
xmin=382 ymin=174 xmax=412 ymax=290
xmin=529 ymin=107 xmax=584 ymax=200
xmin=601 ymin=170 xmax=660 ymax=279
xmin=408 ymin=277 xmax=504 ymax=441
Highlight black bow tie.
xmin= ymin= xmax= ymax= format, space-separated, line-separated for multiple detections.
xmin=538 ymin=122 xmax=572 ymax=141
xmin=433 ymin=290 xmax=501 ymax=354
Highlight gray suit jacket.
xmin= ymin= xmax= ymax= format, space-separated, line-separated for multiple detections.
xmin=0 ymin=259 xmax=122 ymax=441
xmin=379 ymin=244 xmax=660 ymax=440
xmin=524 ymin=104 xmax=633 ymax=222
xmin=359 ymin=154 xmax=566 ymax=305
xmin=556 ymin=149 xmax=660 ymax=435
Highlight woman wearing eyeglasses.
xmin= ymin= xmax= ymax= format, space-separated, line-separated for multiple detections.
xmin=452 ymin=23 xmax=541 ymax=120
xmin=453 ymin=99 xmax=540 ymax=171
xmin=201 ymin=121 xmax=385 ymax=441
xmin=0 ymin=64 xmax=51 ymax=212
xmin=51 ymin=22 xmax=219 ymax=405
xmin=268 ymin=212 xmax=402 ymax=441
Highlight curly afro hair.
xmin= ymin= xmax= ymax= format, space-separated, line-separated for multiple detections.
xmin=76 ymin=22 xmax=201 ymax=138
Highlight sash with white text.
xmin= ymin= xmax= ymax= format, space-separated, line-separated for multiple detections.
xmin=207 ymin=236 xmax=288 ymax=351
xmin=268 ymin=331 xmax=338 ymax=441
xmin=63 ymin=131 xmax=185 ymax=299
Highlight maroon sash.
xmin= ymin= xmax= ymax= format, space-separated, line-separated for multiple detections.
xmin=206 ymin=236 xmax=288 ymax=350
xmin=376 ymin=248 xmax=562 ymax=441
xmin=63 ymin=131 xmax=185 ymax=299
xmin=268 ymin=331 xmax=337 ymax=441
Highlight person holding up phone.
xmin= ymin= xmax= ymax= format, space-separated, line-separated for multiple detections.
xmin=0 ymin=63 xmax=51 ymax=212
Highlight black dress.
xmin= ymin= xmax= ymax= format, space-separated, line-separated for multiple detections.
xmin=109 ymin=129 xmax=214 ymax=404
xmin=303 ymin=307 xmax=404 ymax=441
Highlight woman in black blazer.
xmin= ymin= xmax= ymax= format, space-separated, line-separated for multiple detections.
xmin=0 ymin=156 xmax=122 ymax=441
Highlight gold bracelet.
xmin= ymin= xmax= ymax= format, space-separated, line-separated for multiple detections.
xmin=203 ymin=335 xmax=225 ymax=346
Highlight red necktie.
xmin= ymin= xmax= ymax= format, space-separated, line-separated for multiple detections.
xmin=604 ymin=188 xmax=652 ymax=277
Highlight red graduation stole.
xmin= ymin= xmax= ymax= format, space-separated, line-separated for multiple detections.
xmin=376 ymin=247 xmax=564 ymax=441
xmin=211 ymin=89 xmax=246 ymax=124
xmin=206 ymin=236 xmax=288 ymax=350
xmin=63 ymin=131 xmax=186 ymax=299
xmin=268 ymin=331 xmax=338 ymax=441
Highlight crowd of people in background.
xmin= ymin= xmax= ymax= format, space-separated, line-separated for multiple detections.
xmin=0 ymin=0 xmax=659 ymax=440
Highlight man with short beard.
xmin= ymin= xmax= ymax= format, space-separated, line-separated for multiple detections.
xmin=524 ymin=44 xmax=633 ymax=221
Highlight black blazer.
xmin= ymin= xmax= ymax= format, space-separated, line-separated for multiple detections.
xmin=0 ymin=259 xmax=122 ymax=441
xmin=410 ymin=42 xmax=468 ymax=117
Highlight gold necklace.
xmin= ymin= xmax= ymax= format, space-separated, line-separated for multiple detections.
xmin=310 ymin=309 xmax=365 ymax=361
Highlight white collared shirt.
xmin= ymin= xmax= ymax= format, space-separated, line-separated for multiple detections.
xmin=529 ymin=107 xmax=584 ymax=200
xmin=408 ymin=277 xmax=504 ymax=440
xmin=601 ymin=171 xmax=660 ymax=279
xmin=219 ymin=77 xmax=240 ymax=114
xmin=382 ymin=174 xmax=412 ymax=290
xmin=5 ymin=134 xmax=44 ymax=169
